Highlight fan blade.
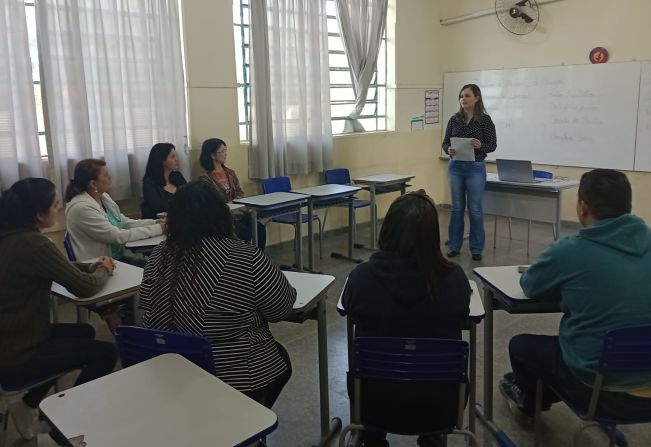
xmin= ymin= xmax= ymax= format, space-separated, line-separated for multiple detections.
xmin=515 ymin=0 xmax=529 ymax=6
xmin=520 ymin=12 xmax=535 ymax=23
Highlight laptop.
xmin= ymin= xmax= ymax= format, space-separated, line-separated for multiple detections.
xmin=495 ymin=159 xmax=544 ymax=183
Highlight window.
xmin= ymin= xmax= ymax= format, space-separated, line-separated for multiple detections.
xmin=233 ymin=0 xmax=387 ymax=141
xmin=24 ymin=1 xmax=48 ymax=158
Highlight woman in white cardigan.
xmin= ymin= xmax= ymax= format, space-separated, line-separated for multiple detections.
xmin=65 ymin=159 xmax=164 ymax=266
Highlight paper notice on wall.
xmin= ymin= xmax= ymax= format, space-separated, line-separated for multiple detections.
xmin=424 ymin=89 xmax=440 ymax=124
xmin=411 ymin=115 xmax=425 ymax=131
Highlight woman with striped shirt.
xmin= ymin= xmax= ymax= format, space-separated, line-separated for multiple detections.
xmin=139 ymin=181 xmax=296 ymax=408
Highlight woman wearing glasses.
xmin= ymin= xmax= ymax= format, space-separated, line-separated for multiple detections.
xmin=198 ymin=138 xmax=266 ymax=250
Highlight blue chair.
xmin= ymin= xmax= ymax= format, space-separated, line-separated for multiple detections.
xmin=339 ymin=337 xmax=478 ymax=447
xmin=63 ymin=231 xmax=76 ymax=262
xmin=323 ymin=169 xmax=373 ymax=247
xmin=1 ymin=373 xmax=68 ymax=446
xmin=533 ymin=324 xmax=651 ymax=447
xmin=114 ymin=326 xmax=216 ymax=375
xmin=261 ymin=176 xmax=322 ymax=259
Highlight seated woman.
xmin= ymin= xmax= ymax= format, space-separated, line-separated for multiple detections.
xmin=198 ymin=138 xmax=266 ymax=250
xmin=139 ymin=181 xmax=296 ymax=408
xmin=0 ymin=178 xmax=117 ymax=442
xmin=341 ymin=190 xmax=471 ymax=447
xmin=141 ymin=143 xmax=187 ymax=219
xmin=65 ymin=158 xmax=164 ymax=266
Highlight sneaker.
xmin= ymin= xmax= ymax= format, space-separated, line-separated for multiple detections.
xmin=446 ymin=250 xmax=460 ymax=258
xmin=8 ymin=399 xmax=39 ymax=440
xmin=471 ymin=253 xmax=482 ymax=261
xmin=498 ymin=372 xmax=550 ymax=422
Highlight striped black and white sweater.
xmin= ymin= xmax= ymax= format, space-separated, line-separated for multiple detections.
xmin=140 ymin=237 xmax=296 ymax=392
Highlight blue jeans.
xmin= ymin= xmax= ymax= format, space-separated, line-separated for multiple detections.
xmin=448 ymin=160 xmax=486 ymax=254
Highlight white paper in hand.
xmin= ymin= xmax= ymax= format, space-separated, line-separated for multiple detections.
xmin=450 ymin=137 xmax=476 ymax=161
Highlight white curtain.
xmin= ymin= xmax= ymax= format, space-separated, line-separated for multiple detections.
xmin=0 ymin=0 xmax=43 ymax=191
xmin=36 ymin=0 xmax=187 ymax=200
xmin=335 ymin=0 xmax=387 ymax=133
xmin=249 ymin=0 xmax=333 ymax=179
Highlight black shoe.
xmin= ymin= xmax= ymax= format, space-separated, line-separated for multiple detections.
xmin=499 ymin=372 xmax=550 ymax=420
xmin=446 ymin=250 xmax=460 ymax=258
xmin=417 ymin=434 xmax=444 ymax=447
xmin=471 ymin=253 xmax=482 ymax=261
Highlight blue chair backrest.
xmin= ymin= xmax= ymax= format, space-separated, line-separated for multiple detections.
xmin=324 ymin=168 xmax=351 ymax=185
xmin=532 ymin=169 xmax=553 ymax=179
xmin=351 ymin=337 xmax=469 ymax=384
xmin=115 ymin=326 xmax=216 ymax=375
xmin=261 ymin=176 xmax=291 ymax=194
xmin=599 ymin=324 xmax=651 ymax=374
xmin=63 ymin=231 xmax=76 ymax=261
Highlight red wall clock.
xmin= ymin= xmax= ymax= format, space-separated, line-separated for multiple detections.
xmin=589 ymin=47 xmax=609 ymax=64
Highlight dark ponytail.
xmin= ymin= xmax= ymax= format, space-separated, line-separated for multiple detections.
xmin=0 ymin=178 xmax=57 ymax=230
xmin=64 ymin=159 xmax=106 ymax=203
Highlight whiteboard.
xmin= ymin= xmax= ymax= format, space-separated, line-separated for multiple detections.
xmin=443 ymin=62 xmax=641 ymax=171
xmin=636 ymin=62 xmax=651 ymax=172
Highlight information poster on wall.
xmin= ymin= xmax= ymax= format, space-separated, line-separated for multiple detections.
xmin=424 ymin=89 xmax=440 ymax=124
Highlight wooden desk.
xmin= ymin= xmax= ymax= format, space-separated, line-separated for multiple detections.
xmin=283 ymin=271 xmax=339 ymax=444
xmin=291 ymin=184 xmax=363 ymax=270
xmin=40 ymin=354 xmax=278 ymax=447
xmin=234 ymin=192 xmax=309 ymax=270
xmin=473 ymin=265 xmax=560 ymax=424
xmin=352 ymin=174 xmax=415 ymax=249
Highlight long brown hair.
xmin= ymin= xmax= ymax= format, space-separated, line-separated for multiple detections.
xmin=64 ymin=159 xmax=106 ymax=202
xmin=455 ymin=83 xmax=488 ymax=120
xmin=378 ymin=190 xmax=453 ymax=295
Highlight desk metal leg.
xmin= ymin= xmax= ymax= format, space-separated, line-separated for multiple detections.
xmin=316 ymin=298 xmax=331 ymax=439
xmin=469 ymin=322 xmax=477 ymax=434
xmin=250 ymin=210 xmax=258 ymax=247
xmin=308 ymin=200 xmax=314 ymax=271
xmin=555 ymin=192 xmax=562 ymax=241
xmin=482 ymin=287 xmax=495 ymax=421
xmin=369 ymin=186 xmax=377 ymax=249
xmin=400 ymin=183 xmax=406 ymax=195
xmin=347 ymin=199 xmax=354 ymax=259
xmin=297 ymin=207 xmax=303 ymax=272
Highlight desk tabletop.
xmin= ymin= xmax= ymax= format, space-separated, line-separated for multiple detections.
xmin=353 ymin=173 xmax=415 ymax=185
xmin=473 ymin=265 xmax=530 ymax=300
xmin=486 ymin=173 xmax=579 ymax=190
xmin=292 ymin=184 xmax=361 ymax=197
xmin=51 ymin=259 xmax=143 ymax=304
xmin=233 ymin=192 xmax=308 ymax=208
xmin=336 ymin=279 xmax=485 ymax=320
xmin=284 ymin=271 xmax=335 ymax=312
xmin=126 ymin=234 xmax=166 ymax=248
xmin=40 ymin=354 xmax=277 ymax=447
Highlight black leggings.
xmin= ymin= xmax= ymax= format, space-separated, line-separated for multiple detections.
xmin=0 ymin=324 xmax=117 ymax=408
xmin=243 ymin=342 xmax=292 ymax=409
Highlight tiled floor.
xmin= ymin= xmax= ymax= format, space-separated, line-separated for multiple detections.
xmin=6 ymin=209 xmax=651 ymax=446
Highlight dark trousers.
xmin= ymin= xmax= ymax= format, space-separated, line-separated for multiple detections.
xmin=509 ymin=334 xmax=651 ymax=418
xmin=235 ymin=218 xmax=266 ymax=251
xmin=0 ymin=324 xmax=117 ymax=408
xmin=243 ymin=342 xmax=291 ymax=409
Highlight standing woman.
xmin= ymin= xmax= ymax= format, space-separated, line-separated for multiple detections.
xmin=0 ymin=178 xmax=117 ymax=442
xmin=141 ymin=143 xmax=187 ymax=219
xmin=442 ymin=84 xmax=497 ymax=261
xmin=65 ymin=159 xmax=164 ymax=265
xmin=198 ymin=138 xmax=266 ymax=250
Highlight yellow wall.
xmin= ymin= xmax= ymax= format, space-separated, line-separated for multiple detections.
xmin=181 ymin=0 xmax=651 ymax=246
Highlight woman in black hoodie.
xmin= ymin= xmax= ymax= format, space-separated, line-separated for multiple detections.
xmin=341 ymin=189 xmax=471 ymax=447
